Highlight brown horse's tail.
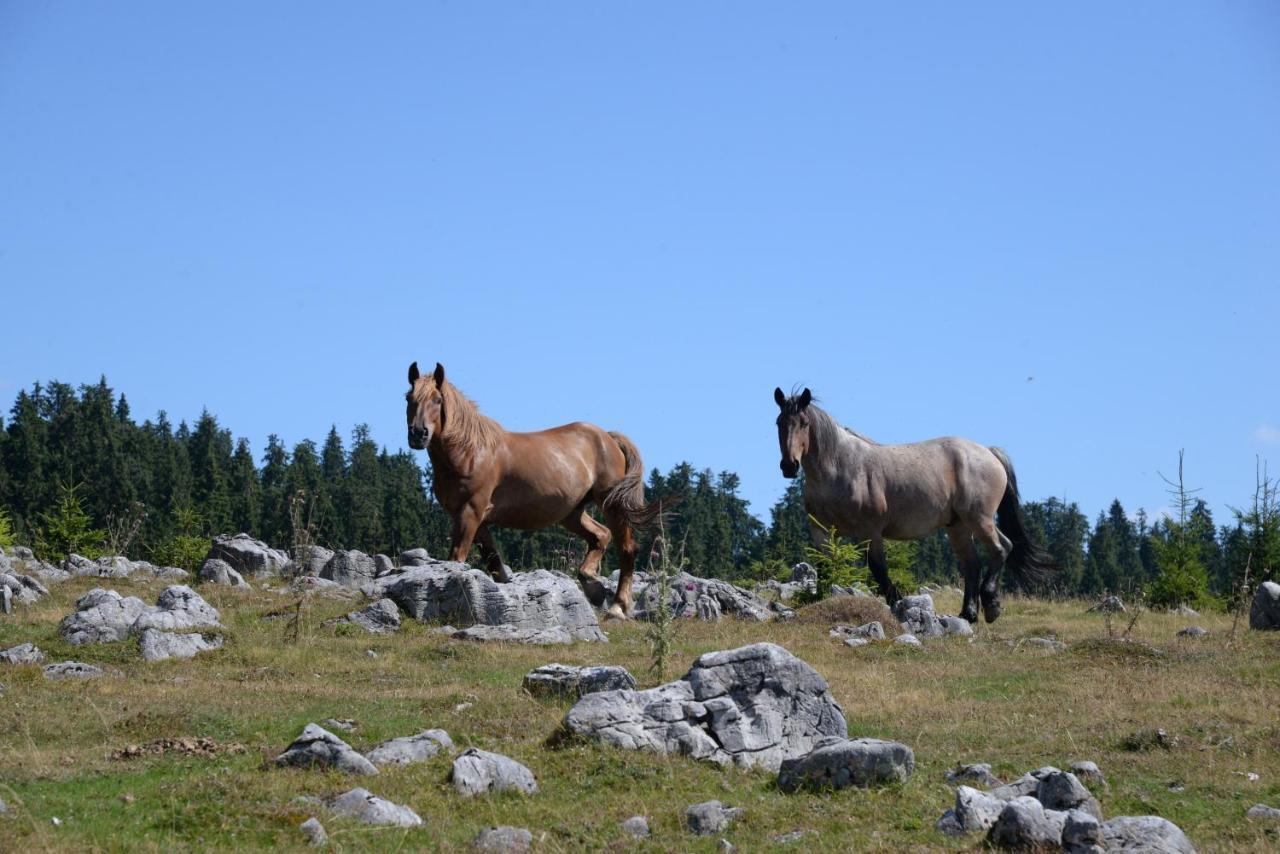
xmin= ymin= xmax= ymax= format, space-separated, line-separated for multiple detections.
xmin=602 ymin=431 xmax=670 ymax=530
xmin=989 ymin=446 xmax=1057 ymax=588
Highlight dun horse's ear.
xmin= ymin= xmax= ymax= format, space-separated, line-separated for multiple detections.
xmin=408 ymin=362 xmax=420 ymax=386
xmin=799 ymin=388 xmax=812 ymax=408
xmin=433 ymin=362 xmax=446 ymax=387
xmin=774 ymin=387 xmax=786 ymax=408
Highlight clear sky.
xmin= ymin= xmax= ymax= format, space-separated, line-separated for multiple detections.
xmin=2 ymin=2 xmax=1278 ymax=529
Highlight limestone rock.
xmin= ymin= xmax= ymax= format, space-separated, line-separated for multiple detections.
xmin=523 ymin=663 xmax=636 ymax=699
xmin=626 ymin=570 xmax=794 ymax=622
xmin=685 ymin=801 xmax=744 ymax=836
xmin=453 ymin=625 xmax=575 ymax=644
xmin=399 ymin=548 xmax=432 ymax=566
xmin=1177 ymin=626 xmax=1208 ymax=638
xmin=1100 ymin=815 xmax=1196 ymax=853
xmin=275 ymin=723 xmax=378 ymax=775
xmin=130 ymin=585 xmax=221 ymax=634
xmin=937 ymin=785 xmax=1006 ymax=836
xmin=830 ymin=621 xmax=884 ymax=641
xmin=562 ymin=642 xmax=847 ymax=771
xmin=1062 ymin=809 xmax=1105 ymax=854
xmin=0 ymin=642 xmax=44 ymax=665
xmin=374 ymin=554 xmax=396 ymax=576
xmin=59 ymin=589 xmax=149 ymax=645
xmin=366 ymin=730 xmax=453 ymax=767
xmin=450 ymin=748 xmax=538 ymax=796
xmin=331 ymin=598 xmax=402 ymax=635
xmin=1036 ymin=771 xmax=1102 ymax=819
xmin=320 ymin=550 xmax=378 ymax=588
xmin=379 ymin=561 xmax=606 ymax=642
xmin=894 ymin=634 xmax=923 ymax=648
xmin=987 ymin=796 xmax=1069 ymax=850
xmin=1 ymin=569 xmax=48 ymax=606
xmin=777 ymin=737 xmax=914 ymax=792
xmin=299 ymin=816 xmax=327 ymax=846
xmin=206 ymin=533 xmax=292 ymax=578
xmin=329 ymin=788 xmax=422 ymax=827
xmin=138 ymin=628 xmax=223 ymax=662
xmin=946 ymin=763 xmax=1003 ymax=788
xmin=198 ymin=558 xmax=249 ymax=588
xmin=43 ymin=661 xmax=105 ymax=679
xmin=298 ymin=545 xmax=335 ymax=577
xmin=1088 ymin=595 xmax=1126 ymax=614
xmin=1246 ymin=804 xmax=1280 ymax=821
xmin=620 ymin=816 xmax=650 ymax=838
xmin=473 ymin=826 xmax=532 ymax=852
xmin=1249 ymin=581 xmax=1280 ymax=630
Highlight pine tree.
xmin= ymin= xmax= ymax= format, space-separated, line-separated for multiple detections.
xmin=1148 ymin=452 xmax=1211 ymax=609
xmin=259 ymin=435 xmax=290 ymax=546
xmin=37 ymin=481 xmax=105 ymax=561
xmin=346 ymin=425 xmax=384 ymax=553
xmin=228 ymin=438 xmax=261 ymax=534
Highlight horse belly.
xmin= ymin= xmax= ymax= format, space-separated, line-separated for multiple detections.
xmin=487 ymin=460 xmax=594 ymax=530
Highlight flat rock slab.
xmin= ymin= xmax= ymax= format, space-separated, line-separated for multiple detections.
xmin=275 ymin=723 xmax=378 ymax=775
xmin=366 ymin=729 xmax=453 ymax=766
xmin=1101 ymin=815 xmax=1196 ymax=853
xmin=562 ymin=642 xmax=847 ymax=771
xmin=686 ymin=800 xmax=744 ymax=836
xmin=523 ymin=664 xmax=636 ymax=699
xmin=0 ymin=642 xmax=44 ymax=665
xmin=474 ymin=826 xmax=532 ymax=852
xmin=623 ymin=570 xmax=794 ymax=622
xmin=453 ymin=625 xmax=577 ymax=644
xmin=206 ymin=533 xmax=292 ymax=578
xmin=778 ymin=737 xmax=914 ymax=792
xmin=830 ymin=621 xmax=885 ymax=641
xmin=43 ymin=661 xmax=105 ymax=679
xmin=138 ymin=628 xmax=223 ymax=662
xmin=379 ymin=561 xmax=605 ymax=642
xmin=450 ymin=748 xmax=538 ymax=797
xmin=329 ymin=788 xmax=422 ymax=827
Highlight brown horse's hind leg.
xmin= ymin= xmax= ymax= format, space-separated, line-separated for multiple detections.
xmin=474 ymin=524 xmax=513 ymax=583
xmin=945 ymin=526 xmax=982 ymax=623
xmin=867 ymin=535 xmax=902 ymax=607
xmin=562 ymin=504 xmax=612 ymax=608
xmin=973 ymin=518 xmax=1011 ymax=623
xmin=602 ymin=508 xmax=638 ymax=619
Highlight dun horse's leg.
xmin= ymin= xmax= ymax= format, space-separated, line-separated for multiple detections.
xmin=603 ymin=509 xmax=638 ymax=619
xmin=867 ymin=535 xmax=902 ymax=606
xmin=945 ymin=526 xmax=982 ymax=623
xmin=474 ymin=524 xmax=513 ymax=583
xmin=561 ymin=504 xmax=612 ymax=608
xmin=973 ymin=518 xmax=1011 ymax=623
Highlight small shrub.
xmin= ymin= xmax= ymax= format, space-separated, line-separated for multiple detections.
xmin=795 ymin=596 xmax=902 ymax=634
xmin=36 ymin=481 xmax=105 ymax=561
xmin=0 ymin=506 xmax=15 ymax=550
xmin=152 ymin=534 xmax=209 ymax=571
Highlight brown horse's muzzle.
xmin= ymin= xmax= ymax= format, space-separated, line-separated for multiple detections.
xmin=408 ymin=427 xmax=430 ymax=449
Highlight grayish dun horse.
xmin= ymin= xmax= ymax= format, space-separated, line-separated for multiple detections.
xmin=774 ymin=387 xmax=1054 ymax=623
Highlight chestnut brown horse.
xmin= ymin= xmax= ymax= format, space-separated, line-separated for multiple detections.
xmin=406 ymin=362 xmax=662 ymax=617
xmin=774 ymin=387 xmax=1054 ymax=623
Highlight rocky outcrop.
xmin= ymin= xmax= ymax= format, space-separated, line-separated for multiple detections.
xmin=43 ymin=661 xmax=105 ymax=679
xmin=1100 ymin=815 xmax=1196 ymax=852
xmin=378 ymin=560 xmax=606 ymax=643
xmin=59 ymin=589 xmax=150 ymax=645
xmin=618 ymin=570 xmax=794 ymax=622
xmin=320 ymin=550 xmax=378 ymax=588
xmin=205 ymin=533 xmax=292 ymax=578
xmin=449 ymin=748 xmax=538 ymax=796
xmin=892 ymin=594 xmax=971 ymax=639
xmin=58 ymin=584 xmax=221 ymax=661
xmin=1250 ymin=581 xmax=1280 ymax=630
xmin=562 ymin=642 xmax=846 ymax=771
xmin=61 ymin=554 xmax=188 ymax=581
xmin=523 ymin=664 xmax=636 ymax=699
xmin=777 ymin=737 xmax=914 ymax=792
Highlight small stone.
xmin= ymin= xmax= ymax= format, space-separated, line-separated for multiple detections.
xmin=473 ymin=826 xmax=532 ymax=852
xmin=1247 ymin=803 xmax=1280 ymax=821
xmin=1022 ymin=637 xmax=1066 ymax=651
xmin=830 ymin=621 xmax=884 ymax=641
xmin=299 ymin=816 xmax=327 ymax=846
xmin=454 ymin=701 xmax=473 ymax=713
xmin=0 ymin=642 xmax=45 ymax=665
xmin=843 ymin=637 xmax=869 ymax=648
xmin=620 ymin=815 xmax=650 ymax=838
xmin=1037 ymin=771 xmax=1102 ymax=818
xmin=685 ymin=800 xmax=744 ymax=836
xmin=946 ymin=763 xmax=1003 ymax=788
xmin=329 ymin=788 xmax=422 ymax=827
xmin=523 ymin=663 xmax=636 ymax=699
xmin=1177 ymin=626 xmax=1208 ymax=638
xmin=43 ymin=661 xmax=104 ymax=679
xmin=937 ymin=785 xmax=1005 ymax=835
xmin=1062 ymin=809 xmax=1104 ymax=854
xmin=138 ymin=628 xmax=222 ymax=662
xmin=894 ymin=634 xmax=923 ymax=648
xmin=1100 ymin=815 xmax=1195 ymax=853
xmin=450 ymin=748 xmax=537 ymax=797
xmin=777 ymin=737 xmax=914 ymax=792
xmin=717 ymin=840 xmax=734 ymax=852
xmin=366 ymin=729 xmax=453 ymax=766
xmin=274 ymin=723 xmax=378 ymax=775
xmin=366 ymin=649 xmax=378 ymax=658
xmin=1069 ymin=760 xmax=1107 ymax=789
xmin=322 ymin=718 xmax=357 ymax=731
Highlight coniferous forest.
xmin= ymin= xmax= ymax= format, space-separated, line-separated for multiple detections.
xmin=1 ymin=378 xmax=1276 ymax=606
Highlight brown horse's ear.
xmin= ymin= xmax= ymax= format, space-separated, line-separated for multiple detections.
xmin=433 ymin=362 xmax=446 ymax=388
xmin=774 ymin=387 xmax=786 ymax=408
xmin=408 ymin=362 xmax=420 ymax=386
xmin=798 ymin=388 xmax=812 ymax=409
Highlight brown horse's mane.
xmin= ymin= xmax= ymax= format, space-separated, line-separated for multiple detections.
xmin=419 ymin=380 xmax=504 ymax=458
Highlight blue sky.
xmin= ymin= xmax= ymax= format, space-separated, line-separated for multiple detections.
xmin=2 ymin=2 xmax=1278 ymax=529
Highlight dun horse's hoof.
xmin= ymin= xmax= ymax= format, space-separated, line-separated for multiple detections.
xmin=960 ymin=604 xmax=979 ymax=624
xmin=981 ymin=596 xmax=1002 ymax=623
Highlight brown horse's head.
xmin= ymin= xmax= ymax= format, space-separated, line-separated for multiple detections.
xmin=406 ymin=361 xmax=447 ymax=449
xmin=774 ymin=386 xmax=813 ymax=478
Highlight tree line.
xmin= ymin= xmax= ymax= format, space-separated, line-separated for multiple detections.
xmin=1 ymin=378 xmax=1276 ymax=607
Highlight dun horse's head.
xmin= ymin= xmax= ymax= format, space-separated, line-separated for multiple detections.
xmin=774 ymin=386 xmax=812 ymax=479
xmin=406 ymin=361 xmax=447 ymax=449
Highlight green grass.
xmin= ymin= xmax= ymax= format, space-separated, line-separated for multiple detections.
xmin=2 ymin=580 xmax=1279 ymax=851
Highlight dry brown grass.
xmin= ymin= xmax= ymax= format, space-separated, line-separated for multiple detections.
xmin=793 ymin=594 xmax=902 ymax=634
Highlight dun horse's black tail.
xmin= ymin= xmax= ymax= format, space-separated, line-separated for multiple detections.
xmin=989 ymin=446 xmax=1057 ymax=588
xmin=602 ymin=431 xmax=674 ymax=530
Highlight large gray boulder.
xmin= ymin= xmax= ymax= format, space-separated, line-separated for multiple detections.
xmin=1100 ymin=816 xmax=1196 ymax=852
xmin=298 ymin=545 xmax=335 ymax=577
xmin=206 ymin=533 xmax=292 ymax=578
xmin=623 ymin=570 xmax=794 ymax=622
xmin=1250 ymin=581 xmax=1280 ymax=630
xmin=449 ymin=748 xmax=538 ymax=796
xmin=562 ymin=642 xmax=846 ymax=771
xmin=329 ymin=788 xmax=422 ymax=827
xmin=198 ymin=558 xmax=249 ymax=589
xmin=378 ymin=560 xmax=606 ymax=642
xmin=365 ymin=729 xmax=453 ymax=767
xmin=59 ymin=588 xmax=150 ymax=645
xmin=778 ymin=737 xmax=914 ymax=792
xmin=1037 ymin=770 xmax=1102 ymax=818
xmin=275 ymin=723 xmax=378 ymax=775
xmin=320 ymin=550 xmax=378 ymax=588
xmin=987 ymin=796 xmax=1069 ymax=850
xmin=138 ymin=628 xmax=223 ymax=662
xmin=130 ymin=586 xmax=221 ymax=634
xmin=523 ymin=664 xmax=636 ymax=699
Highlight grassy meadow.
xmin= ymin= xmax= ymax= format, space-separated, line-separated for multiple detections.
xmin=1 ymin=576 xmax=1278 ymax=852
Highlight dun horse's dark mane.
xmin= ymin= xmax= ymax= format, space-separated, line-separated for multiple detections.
xmin=801 ymin=400 xmax=879 ymax=447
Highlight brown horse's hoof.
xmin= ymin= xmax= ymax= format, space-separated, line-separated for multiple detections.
xmin=578 ymin=577 xmax=608 ymax=608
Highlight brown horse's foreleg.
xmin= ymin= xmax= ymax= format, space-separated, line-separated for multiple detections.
xmin=561 ymin=504 xmax=611 ymax=608
xmin=448 ymin=503 xmax=486 ymax=565
xmin=867 ymin=535 xmax=902 ymax=606
xmin=603 ymin=509 xmax=638 ymax=619
xmin=945 ymin=526 xmax=982 ymax=624
xmin=973 ymin=518 xmax=1012 ymax=623
xmin=474 ymin=524 xmax=513 ymax=583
